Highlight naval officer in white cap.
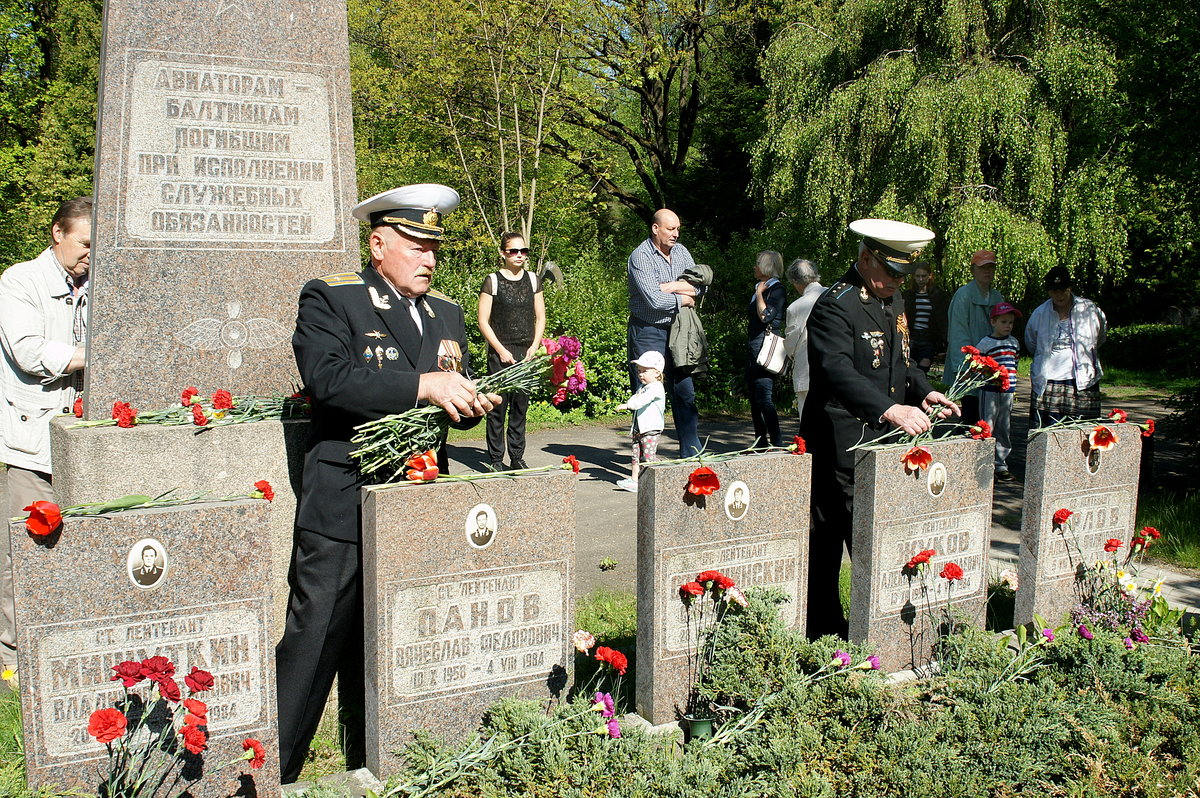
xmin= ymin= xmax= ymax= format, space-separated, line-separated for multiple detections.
xmin=277 ymin=184 xmax=501 ymax=781
xmin=800 ymin=219 xmax=960 ymax=640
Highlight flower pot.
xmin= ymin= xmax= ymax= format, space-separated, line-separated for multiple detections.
xmin=681 ymin=715 xmax=714 ymax=742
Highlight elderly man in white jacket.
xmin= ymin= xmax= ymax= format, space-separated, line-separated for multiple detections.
xmin=782 ymin=258 xmax=823 ymax=421
xmin=0 ymin=195 xmax=92 ymax=669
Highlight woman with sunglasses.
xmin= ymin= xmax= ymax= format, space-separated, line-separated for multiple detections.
xmin=478 ymin=231 xmax=546 ymax=470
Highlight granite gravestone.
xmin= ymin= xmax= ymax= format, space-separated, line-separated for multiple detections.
xmin=361 ymin=471 xmax=576 ymax=775
xmin=635 ymin=453 xmax=810 ymax=725
xmin=1016 ymin=426 xmax=1141 ymax=626
xmin=84 ymin=0 xmax=359 ymax=414
xmin=9 ymin=500 xmax=280 ymax=797
xmin=850 ymin=438 xmax=992 ymax=670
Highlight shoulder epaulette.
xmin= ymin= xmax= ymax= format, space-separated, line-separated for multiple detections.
xmin=831 ymin=282 xmax=854 ymax=300
xmin=318 ymin=272 xmax=364 ymax=286
xmin=426 ymin=289 xmax=459 ymax=306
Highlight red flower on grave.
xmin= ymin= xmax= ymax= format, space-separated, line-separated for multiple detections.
xmin=1130 ymin=536 xmax=1147 ymax=551
xmin=696 ymin=570 xmax=735 ymax=590
xmin=253 ymin=480 xmax=274 ymax=502
xmin=191 ymin=404 xmax=208 ymax=426
xmin=183 ymin=698 xmax=208 ymax=726
xmin=1108 ymin=408 xmax=1128 ymax=423
xmin=211 ymin=390 xmax=234 ymax=410
xmin=594 ymin=646 xmax=628 ymax=675
xmin=1142 ymin=526 xmax=1161 ymax=540
xmin=112 ymin=401 xmax=138 ymax=428
xmin=156 ymin=676 xmax=181 ymax=703
xmin=242 ymin=738 xmax=267 ymax=769
xmin=1053 ymin=508 xmax=1074 ymax=527
xmin=1103 ymin=538 xmax=1123 ymax=553
xmin=790 ymin=435 xmax=807 ymax=454
xmin=88 ymin=708 xmax=127 ymax=744
xmin=179 ymin=723 xmax=207 ymax=754
xmin=901 ymin=446 xmax=932 ymax=475
xmin=73 ymin=396 xmax=83 ymax=417
xmin=686 ymin=466 xmax=720 ymax=495
xmin=905 ymin=549 xmax=936 ymax=571
xmin=181 ymin=386 xmax=199 ymax=406
xmin=110 ymin=661 xmax=145 ymax=688
xmin=404 ymin=450 xmax=439 ymax=481
xmin=961 ymin=345 xmax=980 ymax=356
xmin=1089 ymin=425 xmax=1118 ymax=451
xmin=140 ymin=656 xmax=175 ymax=680
xmin=679 ymin=581 xmax=705 ymax=602
xmin=940 ymin=562 xmax=964 ymax=581
xmin=562 ymin=455 xmax=580 ymax=473
xmin=22 ymin=500 xmax=62 ymax=536
xmin=184 ymin=667 xmax=214 ymax=693
xmin=969 ymin=421 xmax=992 ymax=440
xmin=1141 ymin=418 xmax=1155 ymax=438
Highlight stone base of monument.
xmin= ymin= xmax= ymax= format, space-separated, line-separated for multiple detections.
xmin=850 ymin=438 xmax=993 ymax=671
xmin=361 ymin=470 xmax=576 ymax=776
xmin=9 ymin=501 xmax=281 ymax=797
xmin=50 ymin=416 xmax=308 ymax=640
xmin=1016 ymin=426 xmax=1141 ymax=627
xmin=635 ymin=452 xmax=811 ymax=725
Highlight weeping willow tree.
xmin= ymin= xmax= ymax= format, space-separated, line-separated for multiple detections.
xmin=753 ymin=0 xmax=1128 ymax=301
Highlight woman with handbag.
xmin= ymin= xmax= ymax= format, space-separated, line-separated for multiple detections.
xmin=747 ymin=250 xmax=787 ymax=447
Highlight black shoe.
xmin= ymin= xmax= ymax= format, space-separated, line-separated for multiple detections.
xmin=488 ymin=461 xmax=506 ymax=472
xmin=510 ymin=458 xmax=529 ymax=470
xmin=995 ymin=470 xmax=1015 ymax=482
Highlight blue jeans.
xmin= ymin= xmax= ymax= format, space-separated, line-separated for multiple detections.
xmin=627 ymin=320 xmax=701 ymax=457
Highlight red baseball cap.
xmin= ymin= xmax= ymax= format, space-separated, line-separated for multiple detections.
xmin=990 ymin=301 xmax=1023 ymax=319
xmin=971 ymin=250 xmax=997 ymax=268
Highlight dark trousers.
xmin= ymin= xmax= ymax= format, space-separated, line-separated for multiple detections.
xmin=485 ymin=350 xmax=530 ymax=465
xmin=960 ymin=395 xmax=981 ymax=426
xmin=807 ymin=463 xmax=854 ymax=640
xmin=627 ymin=320 xmax=700 ymax=457
xmin=745 ymin=361 xmax=782 ymax=447
xmin=275 ymin=528 xmax=365 ymax=783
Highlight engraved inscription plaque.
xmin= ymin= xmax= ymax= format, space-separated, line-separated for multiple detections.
xmin=872 ymin=509 xmax=987 ymax=617
xmin=119 ymin=53 xmax=339 ymax=249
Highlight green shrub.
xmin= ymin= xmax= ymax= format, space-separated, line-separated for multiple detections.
xmin=1105 ymin=323 xmax=1200 ymax=377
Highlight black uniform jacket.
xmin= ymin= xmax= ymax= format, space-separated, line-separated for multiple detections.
xmin=292 ymin=265 xmax=475 ymax=542
xmin=801 ymin=266 xmax=935 ymax=470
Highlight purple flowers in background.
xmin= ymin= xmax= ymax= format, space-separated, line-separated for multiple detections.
xmin=832 ymin=650 xmax=852 ymax=668
xmin=1077 ymin=624 xmax=1094 ymax=640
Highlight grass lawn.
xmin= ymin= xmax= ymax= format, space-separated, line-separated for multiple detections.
xmin=1138 ymin=489 xmax=1200 ymax=571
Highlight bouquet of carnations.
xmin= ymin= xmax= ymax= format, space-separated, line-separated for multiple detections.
xmin=351 ymin=336 xmax=586 ymax=481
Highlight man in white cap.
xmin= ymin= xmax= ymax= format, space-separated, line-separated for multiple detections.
xmin=801 ymin=219 xmax=959 ymax=639
xmin=276 ymin=184 xmax=500 ymax=781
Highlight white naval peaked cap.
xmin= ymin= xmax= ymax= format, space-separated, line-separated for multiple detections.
xmin=352 ymin=184 xmax=461 ymax=240
xmin=849 ymin=218 xmax=936 ymax=275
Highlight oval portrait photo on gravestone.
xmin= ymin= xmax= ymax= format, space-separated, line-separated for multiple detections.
xmin=927 ymin=462 xmax=947 ymax=497
xmin=724 ymin=480 xmax=750 ymax=521
xmin=1087 ymin=448 xmax=1102 ymax=474
xmin=126 ymin=538 xmax=169 ymax=589
xmin=466 ymin=504 xmax=498 ymax=549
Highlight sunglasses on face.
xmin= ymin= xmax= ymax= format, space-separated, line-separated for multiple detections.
xmin=869 ymin=250 xmax=907 ymax=280
xmin=504 ymin=247 xmax=530 ymax=255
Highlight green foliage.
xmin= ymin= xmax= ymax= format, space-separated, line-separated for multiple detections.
xmin=754 ymin=0 xmax=1130 ymax=303
xmin=1138 ymin=490 xmax=1200 ymax=570
xmin=1105 ymin=324 xmax=1200 ymax=378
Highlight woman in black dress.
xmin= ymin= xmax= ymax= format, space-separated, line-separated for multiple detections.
xmin=478 ymin=232 xmax=546 ymax=470
xmin=746 ymin=250 xmax=787 ymax=447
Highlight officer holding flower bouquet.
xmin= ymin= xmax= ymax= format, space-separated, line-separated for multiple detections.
xmin=801 ymin=219 xmax=959 ymax=639
xmin=277 ymin=184 xmax=500 ymax=782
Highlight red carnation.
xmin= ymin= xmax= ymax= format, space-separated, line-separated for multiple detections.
xmin=940 ymin=562 xmax=964 ymax=581
xmin=961 ymin=345 xmax=980 ymax=356
xmin=23 ymin=500 xmax=62 ymax=536
xmin=562 ymin=455 xmax=580 ymax=473
xmin=969 ymin=421 xmax=992 ymax=440
xmin=184 ymin=667 xmax=214 ymax=693
xmin=696 ymin=570 xmax=735 ymax=590
xmin=140 ymin=656 xmax=175 ymax=680
xmin=1142 ymin=526 xmax=1161 ymax=540
xmin=1052 ymin=508 xmax=1073 ymax=526
xmin=182 ymin=698 xmax=208 ymax=725
xmin=594 ymin=646 xmax=628 ymax=675
xmin=1103 ymin=538 xmax=1123 ymax=553
xmin=112 ymin=401 xmax=138 ymax=428
xmin=905 ymin=548 xmax=936 ymax=570
xmin=88 ymin=708 xmax=128 ymax=744
xmin=181 ymin=386 xmax=199 ymax=406
xmin=110 ymin=660 xmax=145 ymax=688
xmin=1130 ymin=536 xmax=1147 ymax=551
xmin=686 ymin=466 xmax=720 ymax=495
xmin=179 ymin=723 xmax=207 ymax=754
xmin=1108 ymin=408 xmax=1128 ymax=423
xmin=156 ymin=676 xmax=181 ymax=703
xmin=679 ymin=581 xmax=705 ymax=598
xmin=253 ymin=480 xmax=274 ymax=501
xmin=73 ymin=396 xmax=83 ymax=417
xmin=1141 ymin=418 xmax=1155 ymax=438
xmin=790 ymin=435 xmax=806 ymax=454
xmin=211 ymin=390 xmax=234 ymax=410
xmin=243 ymin=738 xmax=267 ymax=769
xmin=191 ymin=404 xmax=208 ymax=426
